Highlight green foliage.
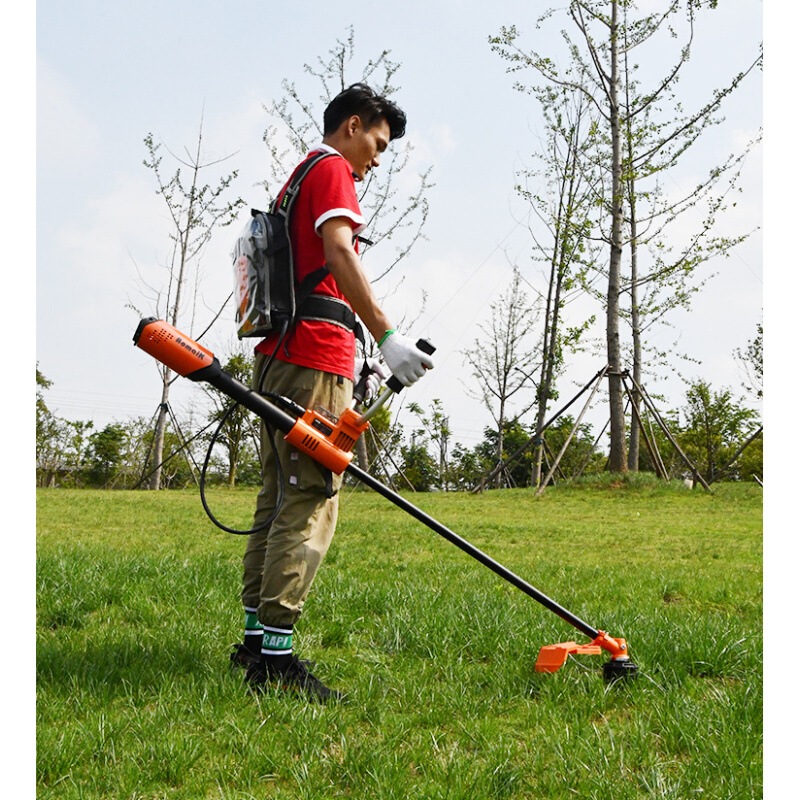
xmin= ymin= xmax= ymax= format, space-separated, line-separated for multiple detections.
xmin=736 ymin=432 xmax=763 ymax=484
xmin=399 ymin=440 xmax=439 ymax=492
xmin=469 ymin=415 xmax=603 ymax=490
xmin=201 ymin=352 xmax=261 ymax=488
xmin=678 ymin=380 xmax=761 ymax=483
xmin=37 ymin=485 xmax=762 ymax=799
xmin=36 ymin=368 xmax=97 ymax=488
xmin=538 ymin=413 xmax=605 ymax=480
xmin=36 ymin=405 xmax=199 ymax=491
xmin=449 ymin=442 xmax=492 ymax=491
xmin=85 ymin=424 xmax=128 ymax=486
xmin=475 ymin=419 xmax=535 ymax=488
xmin=408 ymin=399 xmax=452 ymax=490
xmin=734 ymin=320 xmax=763 ymax=401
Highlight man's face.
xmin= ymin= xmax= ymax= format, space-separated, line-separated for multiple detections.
xmin=346 ymin=117 xmax=391 ymax=182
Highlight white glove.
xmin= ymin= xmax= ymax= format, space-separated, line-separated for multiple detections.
xmin=378 ymin=331 xmax=435 ymax=387
xmin=354 ymin=357 xmax=389 ymax=403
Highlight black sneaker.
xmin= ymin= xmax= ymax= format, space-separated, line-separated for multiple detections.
xmin=229 ymin=643 xmax=261 ymax=669
xmin=230 ymin=643 xmax=315 ymax=671
xmin=245 ymin=654 xmax=346 ymax=703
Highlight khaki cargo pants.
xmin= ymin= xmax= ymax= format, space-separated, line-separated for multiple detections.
xmin=241 ymin=354 xmax=353 ymax=629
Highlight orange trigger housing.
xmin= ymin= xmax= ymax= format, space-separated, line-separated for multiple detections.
xmin=284 ymin=406 xmax=370 ymax=475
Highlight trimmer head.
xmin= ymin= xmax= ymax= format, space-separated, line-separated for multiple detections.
xmin=602 ymin=659 xmax=639 ymax=683
xmin=535 ymin=631 xmax=638 ymax=682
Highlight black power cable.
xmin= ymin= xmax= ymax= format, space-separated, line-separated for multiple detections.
xmin=198 ymin=400 xmax=285 ymax=535
xmin=198 ymin=320 xmax=290 ymax=535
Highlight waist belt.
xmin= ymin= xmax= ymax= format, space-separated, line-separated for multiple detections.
xmin=297 ymin=294 xmax=356 ymax=332
xmin=282 ymin=291 xmax=365 ymax=364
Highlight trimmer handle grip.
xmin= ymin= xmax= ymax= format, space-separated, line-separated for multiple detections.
xmin=352 ymin=361 xmax=374 ymax=406
xmin=386 ymin=339 xmax=436 ymax=394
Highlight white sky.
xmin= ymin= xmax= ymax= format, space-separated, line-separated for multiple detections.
xmin=31 ymin=0 xmax=766 ymax=453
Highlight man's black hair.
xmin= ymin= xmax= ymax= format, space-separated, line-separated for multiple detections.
xmin=323 ymin=83 xmax=407 ymax=141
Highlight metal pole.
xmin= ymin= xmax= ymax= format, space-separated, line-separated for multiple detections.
xmin=629 ymin=374 xmax=712 ymax=491
xmin=345 ymin=459 xmax=599 ymax=640
xmin=622 ymin=375 xmax=667 ymax=480
xmin=473 ymin=366 xmax=610 ymax=494
xmin=535 ymin=366 xmax=609 ymax=497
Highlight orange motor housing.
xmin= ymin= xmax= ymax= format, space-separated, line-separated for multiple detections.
xmin=134 ymin=317 xmax=216 ymax=377
xmin=133 ymin=317 xmax=370 ymax=475
xmin=284 ymin=406 xmax=370 ymax=475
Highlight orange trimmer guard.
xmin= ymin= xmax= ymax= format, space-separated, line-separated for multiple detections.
xmin=535 ymin=642 xmax=602 ymax=673
xmin=535 ymin=631 xmax=629 ymax=673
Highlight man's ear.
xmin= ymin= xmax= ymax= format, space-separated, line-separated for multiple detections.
xmin=347 ymin=115 xmax=362 ymax=137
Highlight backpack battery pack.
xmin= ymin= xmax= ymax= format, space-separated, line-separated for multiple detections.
xmin=231 ymin=151 xmax=335 ymax=339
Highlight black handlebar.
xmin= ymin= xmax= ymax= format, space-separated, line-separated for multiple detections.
xmin=386 ymin=338 xmax=436 ymax=394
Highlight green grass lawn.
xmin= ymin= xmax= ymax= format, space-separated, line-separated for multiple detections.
xmin=36 ymin=479 xmax=762 ymax=799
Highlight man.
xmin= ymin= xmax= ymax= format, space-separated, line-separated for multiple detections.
xmin=236 ymin=84 xmax=434 ymax=701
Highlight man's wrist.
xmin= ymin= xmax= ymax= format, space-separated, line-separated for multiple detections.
xmin=378 ymin=329 xmax=396 ymax=347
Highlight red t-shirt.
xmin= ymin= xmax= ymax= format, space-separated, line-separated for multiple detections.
xmin=255 ymin=148 xmax=365 ymax=378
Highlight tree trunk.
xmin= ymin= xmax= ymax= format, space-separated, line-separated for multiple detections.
xmin=149 ymin=372 xmax=171 ymax=490
xmin=607 ymin=0 xmax=628 ymax=473
xmin=356 ymin=434 xmax=369 ymax=472
xmin=532 ymin=249 xmax=558 ymax=487
xmin=627 ymin=193 xmax=642 ymax=472
xmin=530 ymin=96 xmax=585 ymax=487
xmin=495 ymin=399 xmax=505 ymax=489
xmin=624 ymin=26 xmax=641 ymax=473
xmin=228 ymin=444 xmax=238 ymax=487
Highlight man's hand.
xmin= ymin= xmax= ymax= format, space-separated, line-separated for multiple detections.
xmin=355 ymin=357 xmax=388 ymax=403
xmin=379 ymin=332 xmax=435 ymax=387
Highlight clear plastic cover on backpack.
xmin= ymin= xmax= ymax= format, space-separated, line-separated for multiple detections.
xmin=232 ymin=211 xmax=284 ymax=339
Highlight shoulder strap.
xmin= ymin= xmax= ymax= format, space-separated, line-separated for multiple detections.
xmin=272 ymin=151 xmax=338 ymax=217
xmin=272 ymin=151 xmax=360 ymax=336
xmin=295 ymin=266 xmax=330 ymax=306
xmin=276 ymin=152 xmax=339 ymax=310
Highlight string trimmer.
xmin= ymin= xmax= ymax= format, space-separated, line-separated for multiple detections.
xmin=133 ymin=317 xmax=638 ymax=682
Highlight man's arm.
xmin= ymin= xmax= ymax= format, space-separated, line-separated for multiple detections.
xmin=320 ymin=216 xmax=435 ymax=386
xmin=320 ymin=217 xmax=393 ymax=342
